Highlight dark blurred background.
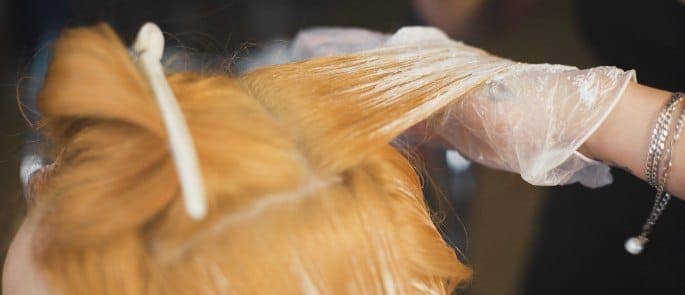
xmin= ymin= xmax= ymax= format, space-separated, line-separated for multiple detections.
xmin=1 ymin=0 xmax=684 ymax=294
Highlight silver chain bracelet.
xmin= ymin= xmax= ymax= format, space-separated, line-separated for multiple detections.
xmin=625 ymin=92 xmax=685 ymax=255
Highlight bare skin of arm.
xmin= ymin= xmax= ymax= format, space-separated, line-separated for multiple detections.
xmin=581 ymin=83 xmax=685 ymax=199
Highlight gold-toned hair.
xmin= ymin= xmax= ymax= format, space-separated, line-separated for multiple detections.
xmin=31 ymin=23 xmax=470 ymax=294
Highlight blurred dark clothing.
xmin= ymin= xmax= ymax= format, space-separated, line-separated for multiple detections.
xmin=524 ymin=1 xmax=685 ymax=294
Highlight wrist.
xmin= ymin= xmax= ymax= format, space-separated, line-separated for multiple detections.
xmin=581 ymin=83 xmax=671 ymax=172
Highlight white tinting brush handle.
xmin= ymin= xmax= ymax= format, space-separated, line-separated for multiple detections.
xmin=133 ymin=22 xmax=207 ymax=219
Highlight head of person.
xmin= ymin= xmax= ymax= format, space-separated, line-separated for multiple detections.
xmin=3 ymin=24 xmax=470 ymax=294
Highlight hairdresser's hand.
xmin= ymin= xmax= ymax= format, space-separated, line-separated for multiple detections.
xmin=431 ymin=63 xmax=635 ymax=187
xmin=290 ymin=28 xmax=389 ymax=60
xmin=288 ymin=25 xmax=637 ymax=188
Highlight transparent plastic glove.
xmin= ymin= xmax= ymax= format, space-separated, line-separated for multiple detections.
xmin=290 ymin=27 xmax=389 ymax=60
xmin=289 ymin=26 xmax=636 ymax=187
xmin=431 ymin=63 xmax=635 ymax=187
xmin=270 ymin=26 xmax=637 ymax=187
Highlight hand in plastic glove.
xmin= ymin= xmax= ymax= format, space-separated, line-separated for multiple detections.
xmin=430 ymin=63 xmax=634 ymax=187
xmin=289 ymin=27 xmax=388 ymax=60
xmin=290 ymin=26 xmax=636 ymax=188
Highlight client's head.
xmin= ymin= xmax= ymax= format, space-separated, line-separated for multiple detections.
xmin=3 ymin=24 xmax=470 ymax=294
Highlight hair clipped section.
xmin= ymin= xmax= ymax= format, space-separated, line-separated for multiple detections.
xmin=32 ymin=23 xmax=471 ymax=294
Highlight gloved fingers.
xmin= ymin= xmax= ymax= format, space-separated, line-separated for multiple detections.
xmin=290 ymin=27 xmax=389 ymax=60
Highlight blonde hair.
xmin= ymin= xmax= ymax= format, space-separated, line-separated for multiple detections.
xmin=31 ymin=23 xmax=470 ymax=294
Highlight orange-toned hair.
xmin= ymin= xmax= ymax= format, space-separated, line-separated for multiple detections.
xmin=31 ymin=23 xmax=470 ymax=294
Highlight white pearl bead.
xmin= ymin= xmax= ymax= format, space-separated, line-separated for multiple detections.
xmin=625 ymin=237 xmax=644 ymax=255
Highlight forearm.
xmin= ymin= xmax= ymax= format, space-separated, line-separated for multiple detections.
xmin=581 ymin=82 xmax=685 ymax=198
